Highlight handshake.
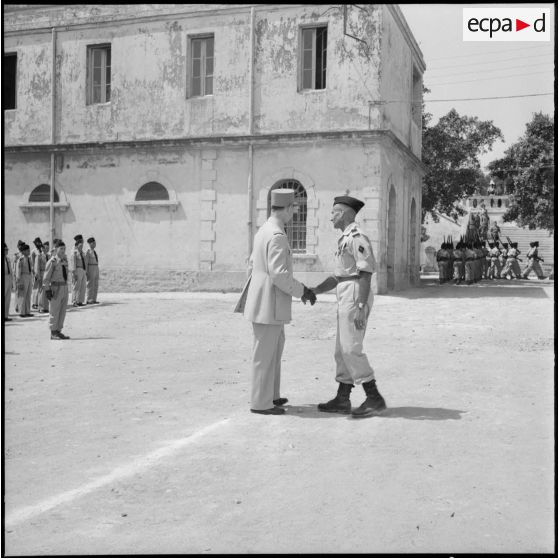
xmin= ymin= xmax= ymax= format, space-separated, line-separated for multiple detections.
xmin=301 ymin=285 xmax=317 ymax=306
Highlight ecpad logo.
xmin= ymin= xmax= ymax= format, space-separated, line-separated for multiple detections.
xmin=463 ymin=8 xmax=550 ymax=41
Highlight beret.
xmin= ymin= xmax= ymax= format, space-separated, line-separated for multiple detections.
xmin=333 ymin=195 xmax=365 ymax=213
xmin=87 ymin=237 xmax=95 ymax=243
xmin=74 ymin=234 xmax=83 ymax=242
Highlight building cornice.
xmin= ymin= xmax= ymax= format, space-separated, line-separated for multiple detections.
xmin=4 ymin=129 xmax=424 ymax=170
xmin=385 ymin=4 xmax=426 ymax=73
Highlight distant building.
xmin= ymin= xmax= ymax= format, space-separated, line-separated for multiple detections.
xmin=3 ymin=4 xmax=425 ymax=293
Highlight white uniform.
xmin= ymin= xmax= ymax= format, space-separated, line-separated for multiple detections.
xmin=243 ymin=217 xmax=304 ymax=410
xmin=71 ymin=248 xmax=87 ymax=304
xmin=4 ymin=255 xmax=13 ymax=318
xmin=334 ymin=222 xmax=376 ymax=385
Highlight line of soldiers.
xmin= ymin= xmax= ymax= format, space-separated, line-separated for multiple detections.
xmin=436 ymin=236 xmax=547 ymax=285
xmin=3 ymin=234 xmax=100 ymax=339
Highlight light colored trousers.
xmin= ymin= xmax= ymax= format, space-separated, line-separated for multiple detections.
xmin=16 ymin=275 xmax=32 ymax=315
xmin=4 ymin=277 xmax=12 ymax=318
xmin=522 ymin=259 xmax=544 ymax=279
xmin=49 ymin=284 xmax=68 ymax=331
xmin=72 ymin=268 xmax=86 ymax=304
xmin=32 ymin=274 xmax=41 ymax=306
xmin=251 ymin=323 xmax=285 ymax=410
xmin=86 ymin=266 xmax=99 ymax=302
xmin=335 ymin=280 xmax=375 ymax=386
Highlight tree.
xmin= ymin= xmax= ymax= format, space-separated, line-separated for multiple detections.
xmin=422 ymin=103 xmax=504 ymax=222
xmin=487 ymin=112 xmax=554 ymax=232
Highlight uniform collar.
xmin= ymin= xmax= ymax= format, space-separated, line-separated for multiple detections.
xmin=268 ymin=215 xmax=286 ymax=233
xmin=341 ymin=222 xmax=357 ymax=237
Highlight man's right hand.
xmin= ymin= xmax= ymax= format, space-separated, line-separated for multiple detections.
xmin=301 ymin=285 xmax=317 ymax=306
xmin=45 ymin=289 xmax=53 ymax=301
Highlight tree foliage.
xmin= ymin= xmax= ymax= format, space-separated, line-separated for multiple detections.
xmin=421 ymin=101 xmax=504 ymax=222
xmin=487 ymin=112 xmax=554 ymax=232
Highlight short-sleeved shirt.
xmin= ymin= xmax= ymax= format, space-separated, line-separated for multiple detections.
xmin=334 ymin=222 xmax=376 ymax=277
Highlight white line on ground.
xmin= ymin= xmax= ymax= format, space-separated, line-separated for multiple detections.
xmin=5 ymin=418 xmax=230 ymax=528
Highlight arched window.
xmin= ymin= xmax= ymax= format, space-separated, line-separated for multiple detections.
xmin=135 ymin=182 xmax=169 ymax=201
xmin=29 ymin=184 xmax=59 ymax=203
xmin=267 ymin=179 xmax=307 ymax=253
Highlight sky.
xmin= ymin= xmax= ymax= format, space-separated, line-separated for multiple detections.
xmin=399 ymin=3 xmax=555 ymax=170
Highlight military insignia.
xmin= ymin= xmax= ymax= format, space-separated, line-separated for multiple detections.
xmin=358 ymin=245 xmax=365 ymax=253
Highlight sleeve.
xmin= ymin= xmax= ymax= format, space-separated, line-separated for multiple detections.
xmin=15 ymin=258 xmax=22 ymax=281
xmin=267 ymin=233 xmax=304 ymax=298
xmin=43 ymin=259 xmax=55 ymax=289
xmin=353 ymin=235 xmax=375 ymax=274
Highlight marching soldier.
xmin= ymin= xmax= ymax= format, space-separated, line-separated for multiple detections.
xmin=15 ymin=243 xmax=34 ymax=317
xmin=31 ymin=237 xmax=43 ymax=309
xmin=498 ymin=242 xmax=508 ymax=279
xmin=436 ymin=240 xmax=451 ymax=284
xmin=487 ymin=241 xmax=501 ymax=280
xmin=71 ymin=234 xmax=87 ymax=307
xmin=43 ymin=240 xmax=70 ymax=340
xmin=522 ymin=241 xmax=546 ymax=280
xmin=34 ymin=241 xmax=49 ymax=313
xmin=464 ymin=242 xmax=475 ymax=285
xmin=452 ymin=240 xmax=465 ymax=285
xmin=481 ymin=241 xmax=490 ymax=279
xmin=85 ymin=237 xmax=100 ymax=304
xmin=474 ymin=242 xmax=484 ymax=282
xmin=242 ymin=189 xmax=315 ymax=415
xmin=310 ymin=195 xmax=387 ymax=419
xmin=501 ymin=242 xmax=521 ymax=280
xmin=4 ymin=243 xmax=13 ymax=321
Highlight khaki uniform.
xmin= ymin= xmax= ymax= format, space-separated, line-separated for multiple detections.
xmin=522 ymin=247 xmax=545 ymax=279
xmin=452 ymin=249 xmax=465 ymax=283
xmin=34 ymin=251 xmax=48 ymax=311
xmin=333 ymin=222 xmax=376 ymax=385
xmin=243 ymin=218 xmax=304 ymax=410
xmin=31 ymin=248 xmax=41 ymax=307
xmin=464 ymin=248 xmax=475 ymax=284
xmin=43 ymin=255 xmax=69 ymax=332
xmin=15 ymin=255 xmax=33 ymax=315
xmin=4 ymin=256 xmax=13 ymax=318
xmin=85 ymin=248 xmax=100 ymax=303
xmin=71 ymin=247 xmax=87 ymax=304
xmin=487 ymin=246 xmax=501 ymax=279
xmin=436 ymin=248 xmax=451 ymax=282
xmin=501 ymin=247 xmax=521 ymax=278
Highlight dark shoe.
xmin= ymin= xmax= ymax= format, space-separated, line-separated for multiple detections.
xmin=51 ymin=330 xmax=61 ymax=340
xmin=92 ymin=301 xmax=100 ymax=304
xmin=77 ymin=303 xmax=85 ymax=307
xmin=72 ymin=302 xmax=79 ymax=307
xmin=352 ymin=379 xmax=387 ymax=418
xmin=318 ymin=382 xmax=354 ymax=414
xmin=24 ymin=313 xmax=34 ymax=317
xmin=273 ymin=397 xmax=288 ymax=406
xmin=57 ymin=331 xmax=70 ymax=340
xmin=4 ymin=318 xmax=12 ymax=321
xmin=250 ymin=407 xmax=285 ymax=415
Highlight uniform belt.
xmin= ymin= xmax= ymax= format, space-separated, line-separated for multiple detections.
xmin=336 ymin=275 xmax=359 ymax=283
xmin=51 ymin=281 xmax=67 ymax=286
xmin=87 ymin=263 xmax=98 ymax=266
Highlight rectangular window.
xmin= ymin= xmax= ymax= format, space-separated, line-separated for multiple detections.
xmin=300 ymin=26 xmax=327 ymax=90
xmin=87 ymin=44 xmax=111 ymax=104
xmin=3 ymin=53 xmax=17 ymax=110
xmin=190 ymin=35 xmax=214 ymax=97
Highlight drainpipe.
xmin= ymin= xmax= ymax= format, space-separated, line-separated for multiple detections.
xmin=246 ymin=6 xmax=255 ymax=262
xmin=50 ymin=27 xmax=56 ymax=247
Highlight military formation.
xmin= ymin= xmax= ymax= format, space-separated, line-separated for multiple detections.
xmin=437 ymin=234 xmax=547 ymax=285
xmin=3 ymin=234 xmax=100 ymax=340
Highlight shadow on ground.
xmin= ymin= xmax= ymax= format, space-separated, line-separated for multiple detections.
xmin=387 ymin=278 xmax=551 ymax=299
xmin=285 ymin=404 xmax=465 ymax=420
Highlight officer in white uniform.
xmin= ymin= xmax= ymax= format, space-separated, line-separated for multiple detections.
xmin=242 ymin=189 xmax=316 ymax=415
xmin=71 ymin=234 xmax=87 ymax=306
xmin=310 ymin=195 xmax=387 ymax=418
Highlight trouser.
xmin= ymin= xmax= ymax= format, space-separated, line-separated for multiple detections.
xmin=86 ymin=266 xmax=99 ymax=302
xmin=488 ymin=258 xmax=500 ymax=279
xmin=501 ymin=259 xmax=520 ymax=278
xmin=498 ymin=257 xmax=506 ymax=277
xmin=4 ymin=276 xmax=12 ymax=317
xmin=438 ymin=261 xmax=450 ymax=282
xmin=465 ymin=261 xmax=474 ymax=283
xmin=32 ymin=274 xmax=41 ymax=306
xmin=453 ymin=262 xmax=464 ymax=282
xmin=334 ymin=280 xmax=375 ymax=385
xmin=49 ymin=284 xmax=68 ymax=332
xmin=522 ymin=260 xmax=544 ymax=279
xmin=482 ymin=259 xmax=490 ymax=278
xmin=16 ymin=275 xmax=32 ymax=315
xmin=72 ymin=268 xmax=86 ymax=304
xmin=251 ymin=323 xmax=285 ymax=410
xmin=35 ymin=271 xmax=46 ymax=310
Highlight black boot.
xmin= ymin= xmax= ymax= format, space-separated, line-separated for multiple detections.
xmin=351 ymin=379 xmax=387 ymax=418
xmin=318 ymin=382 xmax=354 ymax=414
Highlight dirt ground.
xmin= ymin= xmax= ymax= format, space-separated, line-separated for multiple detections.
xmin=2 ymin=277 xmax=554 ymax=554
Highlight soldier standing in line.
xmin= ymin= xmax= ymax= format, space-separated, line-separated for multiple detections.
xmin=447 ymin=237 xmax=455 ymax=281
xmin=452 ymin=240 xmax=465 ymax=285
xmin=43 ymin=240 xmax=70 ymax=340
xmin=4 ymin=243 xmax=13 ymax=321
xmin=464 ymin=242 xmax=475 ymax=285
xmin=436 ymin=240 xmax=451 ymax=284
xmin=34 ymin=242 xmax=49 ymax=313
xmin=71 ymin=234 xmax=87 ymax=307
xmin=498 ymin=242 xmax=508 ymax=279
xmin=242 ymin=189 xmax=316 ymax=415
xmin=85 ymin=237 xmax=100 ymax=304
xmin=15 ymin=243 xmax=34 ymax=317
xmin=310 ymin=195 xmax=387 ymax=419
xmin=522 ymin=241 xmax=546 ymax=280
xmin=30 ymin=237 xmax=43 ymax=310
xmin=13 ymin=240 xmax=24 ymax=313
xmin=487 ymin=241 xmax=500 ymax=280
